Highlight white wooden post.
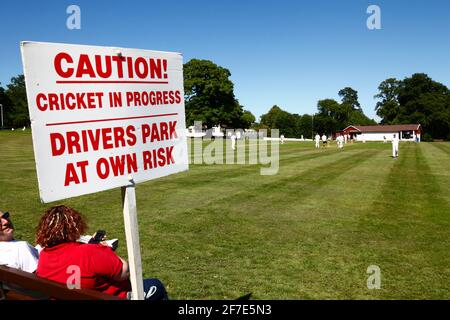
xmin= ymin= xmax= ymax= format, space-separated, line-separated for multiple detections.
xmin=122 ymin=177 xmax=144 ymax=300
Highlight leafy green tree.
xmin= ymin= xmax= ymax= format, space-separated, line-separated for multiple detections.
xmin=240 ymin=110 xmax=256 ymax=128
xmin=338 ymin=87 xmax=361 ymax=111
xmin=260 ymin=105 xmax=298 ymax=136
xmin=260 ymin=105 xmax=282 ymax=128
xmin=375 ymin=73 xmax=450 ymax=140
xmin=0 ymin=84 xmax=13 ymax=127
xmin=5 ymin=75 xmax=29 ymax=127
xmin=339 ymin=87 xmax=375 ymax=127
xmin=397 ymin=73 xmax=449 ymax=139
xmin=317 ymin=95 xmax=375 ymax=132
xmin=317 ymin=99 xmax=341 ymax=132
xmin=276 ymin=112 xmax=297 ymax=137
xmin=183 ymin=59 xmax=243 ymax=128
xmin=312 ymin=112 xmax=335 ymax=136
xmin=296 ymin=114 xmax=313 ymax=139
xmin=348 ymin=110 xmax=376 ymax=126
xmin=374 ymin=78 xmax=401 ymax=124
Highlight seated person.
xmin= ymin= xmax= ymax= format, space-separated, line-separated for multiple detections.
xmin=0 ymin=210 xmax=39 ymax=273
xmin=35 ymin=205 xmax=167 ymax=300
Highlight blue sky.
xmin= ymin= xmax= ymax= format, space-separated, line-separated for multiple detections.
xmin=1 ymin=0 xmax=449 ymax=121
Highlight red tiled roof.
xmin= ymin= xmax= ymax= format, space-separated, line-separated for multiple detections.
xmin=343 ymin=124 xmax=421 ymax=133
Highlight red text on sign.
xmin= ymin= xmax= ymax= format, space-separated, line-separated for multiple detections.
xmin=96 ymin=153 xmax=138 ymax=179
xmin=125 ymin=90 xmax=181 ymax=106
xmin=142 ymin=121 xmax=177 ymax=143
xmin=50 ymin=125 xmax=137 ymax=156
xmin=142 ymin=147 xmax=175 ymax=170
xmin=36 ymin=92 xmax=104 ymax=111
xmin=54 ymin=52 xmax=168 ymax=80
xmin=64 ymin=160 xmax=89 ymax=186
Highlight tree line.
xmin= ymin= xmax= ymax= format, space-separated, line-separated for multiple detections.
xmin=1 ymin=60 xmax=449 ymax=140
xmin=258 ymin=87 xmax=376 ymax=138
xmin=259 ymin=74 xmax=450 ymax=141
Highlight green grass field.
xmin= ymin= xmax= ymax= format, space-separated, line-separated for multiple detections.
xmin=1 ymin=130 xmax=449 ymax=299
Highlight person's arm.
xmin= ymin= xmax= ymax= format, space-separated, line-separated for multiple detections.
xmin=87 ymin=245 xmax=130 ymax=282
xmin=113 ymin=256 xmax=130 ymax=282
xmin=96 ymin=236 xmax=129 ymax=280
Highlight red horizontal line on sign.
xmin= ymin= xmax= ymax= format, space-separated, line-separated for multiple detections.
xmin=45 ymin=113 xmax=178 ymax=126
xmin=56 ymin=80 xmax=169 ymax=84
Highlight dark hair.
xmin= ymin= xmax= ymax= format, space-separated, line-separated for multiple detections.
xmin=36 ymin=205 xmax=87 ymax=248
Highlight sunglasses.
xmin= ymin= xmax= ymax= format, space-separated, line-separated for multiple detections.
xmin=1 ymin=212 xmax=10 ymax=220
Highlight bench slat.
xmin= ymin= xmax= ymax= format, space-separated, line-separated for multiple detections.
xmin=0 ymin=265 xmax=123 ymax=300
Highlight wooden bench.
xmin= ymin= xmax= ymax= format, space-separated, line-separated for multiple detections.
xmin=0 ymin=265 xmax=122 ymax=300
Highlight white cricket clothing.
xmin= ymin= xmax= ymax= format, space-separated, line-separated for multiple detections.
xmin=231 ymin=135 xmax=236 ymax=150
xmin=392 ymin=137 xmax=399 ymax=157
xmin=321 ymin=135 xmax=327 ymax=142
xmin=337 ymin=136 xmax=344 ymax=148
xmin=315 ymin=134 xmax=320 ymax=148
xmin=0 ymin=240 xmax=39 ymax=273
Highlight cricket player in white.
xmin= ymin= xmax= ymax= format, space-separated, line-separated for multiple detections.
xmin=231 ymin=133 xmax=237 ymax=150
xmin=321 ymin=134 xmax=327 ymax=147
xmin=392 ymin=134 xmax=399 ymax=158
xmin=315 ymin=133 xmax=320 ymax=149
xmin=337 ymin=135 xmax=344 ymax=149
xmin=280 ymin=134 xmax=285 ymax=144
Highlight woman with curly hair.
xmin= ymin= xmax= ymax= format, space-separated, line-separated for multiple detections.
xmin=36 ymin=205 xmax=167 ymax=300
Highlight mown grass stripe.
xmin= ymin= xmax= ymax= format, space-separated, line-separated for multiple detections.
xmin=348 ymin=143 xmax=450 ymax=298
